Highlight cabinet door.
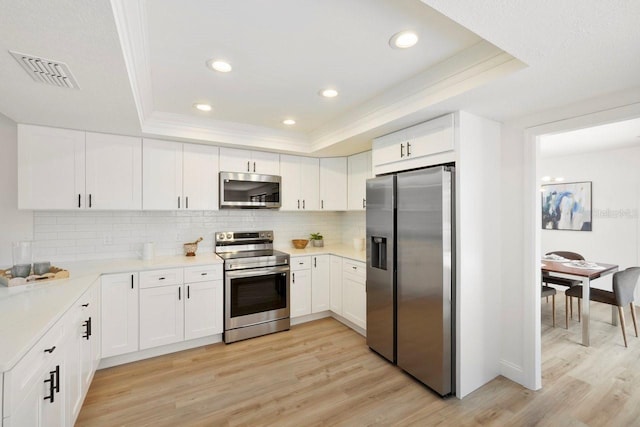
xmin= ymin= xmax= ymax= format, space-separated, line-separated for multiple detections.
xmin=299 ymin=156 xmax=320 ymax=210
xmin=290 ymin=269 xmax=311 ymax=318
xmin=279 ymin=154 xmax=302 ymax=210
xmin=347 ymin=151 xmax=371 ymax=211
xmin=371 ymin=129 xmax=406 ymax=169
xmin=329 ymin=256 xmax=343 ymax=315
xmin=404 ymin=114 xmax=454 ymax=159
xmin=143 ymin=139 xmax=183 ymax=210
xmin=183 ymin=144 xmax=219 ymax=210
xmin=319 ymin=157 xmax=347 ymax=210
xmin=184 ymin=280 xmax=223 ymax=340
xmin=311 ymin=255 xmax=330 ymax=313
xmin=18 ymin=124 xmax=85 ymax=209
xmin=251 ymin=150 xmax=280 ymax=175
xmin=219 ymin=147 xmax=251 ymax=173
xmin=139 ymin=285 xmax=184 ymax=349
xmin=85 ymin=132 xmax=142 ymax=209
xmin=79 ymin=284 xmax=99 ymax=391
xmin=101 ymin=273 xmax=139 ymax=358
xmin=342 ymin=274 xmax=366 ymax=329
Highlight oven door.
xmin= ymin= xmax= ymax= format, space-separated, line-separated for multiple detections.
xmin=225 ymin=265 xmax=290 ymax=330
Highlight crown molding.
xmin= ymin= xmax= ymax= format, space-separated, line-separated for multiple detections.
xmin=112 ymin=2 xmax=525 ymax=155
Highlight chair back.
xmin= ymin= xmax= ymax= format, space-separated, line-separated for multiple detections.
xmin=546 ymin=251 xmax=584 ymax=260
xmin=613 ymin=267 xmax=640 ymax=306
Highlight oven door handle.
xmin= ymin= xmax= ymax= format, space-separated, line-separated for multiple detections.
xmin=225 ymin=265 xmax=290 ymax=279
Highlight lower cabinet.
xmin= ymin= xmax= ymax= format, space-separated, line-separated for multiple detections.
xmin=3 ymin=281 xmax=100 ymax=427
xmin=329 ymin=256 xmax=344 ymax=315
xmin=311 ymin=255 xmax=330 ymax=313
xmin=342 ymin=260 xmax=367 ymax=329
xmin=101 ymin=272 xmax=139 ymax=358
xmin=139 ymin=265 xmax=223 ymax=350
xmin=290 ymin=257 xmax=312 ymax=318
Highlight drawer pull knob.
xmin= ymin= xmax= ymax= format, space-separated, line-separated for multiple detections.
xmin=159 ymin=277 xmax=166 ymax=280
xmin=44 ymin=346 xmax=56 ymax=354
xmin=352 ymin=266 xmax=357 ymax=270
xmin=201 ymin=272 xmax=207 ymax=275
xmin=82 ymin=303 xmax=89 ymax=307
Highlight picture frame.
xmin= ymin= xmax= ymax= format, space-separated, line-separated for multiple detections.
xmin=541 ymin=181 xmax=592 ymax=231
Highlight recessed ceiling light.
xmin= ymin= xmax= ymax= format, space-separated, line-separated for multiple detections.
xmin=319 ymin=88 xmax=338 ymax=98
xmin=193 ymin=103 xmax=212 ymax=112
xmin=283 ymin=119 xmax=296 ymax=126
xmin=389 ymin=31 xmax=419 ymax=49
xmin=541 ymin=176 xmax=551 ymax=182
xmin=207 ymin=59 xmax=232 ymax=73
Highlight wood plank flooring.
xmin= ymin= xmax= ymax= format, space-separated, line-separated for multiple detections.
xmin=77 ymin=297 xmax=640 ymax=426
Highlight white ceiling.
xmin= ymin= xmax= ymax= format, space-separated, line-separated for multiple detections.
xmin=0 ymin=0 xmax=639 ymax=156
xmin=540 ymin=117 xmax=640 ymax=158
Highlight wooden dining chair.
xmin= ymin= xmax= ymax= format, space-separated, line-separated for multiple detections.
xmin=565 ymin=267 xmax=640 ymax=347
xmin=543 ymin=251 xmax=584 ymax=321
xmin=541 ymin=285 xmax=557 ymax=327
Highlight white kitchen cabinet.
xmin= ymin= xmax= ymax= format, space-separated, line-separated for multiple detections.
xmin=219 ymin=147 xmax=280 ymax=175
xmin=184 ymin=264 xmax=224 ymax=340
xmin=3 ymin=314 xmax=67 ymax=426
xmin=66 ymin=282 xmax=100 ymax=422
xmin=342 ymin=260 xmax=367 ymax=329
xmin=101 ymin=272 xmax=139 ymax=358
xmin=290 ymin=257 xmax=312 ymax=318
xmin=280 ymin=154 xmax=319 ymax=210
xmin=329 ymin=255 xmax=344 ymax=315
xmin=372 ymin=113 xmax=454 ymax=175
xmin=143 ymin=139 xmax=219 ymax=210
xmin=319 ymin=157 xmax=348 ymax=210
xmin=182 ymin=143 xmax=219 ymax=210
xmin=18 ymin=125 xmax=143 ymax=210
xmin=311 ymin=255 xmax=330 ymax=313
xmin=347 ymin=151 xmax=372 ymax=211
xmin=85 ymin=132 xmax=142 ymax=210
xmin=139 ymin=284 xmax=185 ymax=349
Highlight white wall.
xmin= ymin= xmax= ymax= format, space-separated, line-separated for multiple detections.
xmin=0 ymin=113 xmax=33 ymax=266
xmin=456 ymin=111 xmax=502 ymax=397
xmin=541 ymin=146 xmax=640 ymax=294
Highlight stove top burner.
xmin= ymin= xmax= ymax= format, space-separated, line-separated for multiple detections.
xmin=215 ymin=230 xmax=289 ymax=271
xmin=216 ymin=249 xmax=288 ymax=260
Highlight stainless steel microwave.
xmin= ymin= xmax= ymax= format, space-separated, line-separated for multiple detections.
xmin=219 ymin=172 xmax=281 ymax=209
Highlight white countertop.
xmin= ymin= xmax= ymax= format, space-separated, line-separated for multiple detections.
xmin=278 ymin=244 xmax=366 ymax=263
xmin=0 ymin=253 xmax=222 ymax=372
xmin=0 ymin=246 xmax=362 ymax=372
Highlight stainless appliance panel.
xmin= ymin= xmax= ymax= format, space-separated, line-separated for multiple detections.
xmin=396 ymin=167 xmax=452 ymax=396
xmin=366 ymin=175 xmax=396 ymax=363
xmin=219 ymin=172 xmax=281 ymax=209
xmin=224 ymin=265 xmax=290 ymax=330
xmin=224 ymin=318 xmax=290 ymax=344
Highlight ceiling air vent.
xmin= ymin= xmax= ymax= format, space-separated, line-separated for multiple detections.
xmin=9 ymin=51 xmax=79 ymax=89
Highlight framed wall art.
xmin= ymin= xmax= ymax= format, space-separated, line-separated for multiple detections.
xmin=541 ymin=181 xmax=592 ymax=231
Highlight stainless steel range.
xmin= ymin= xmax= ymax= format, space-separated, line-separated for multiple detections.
xmin=215 ymin=230 xmax=290 ymax=343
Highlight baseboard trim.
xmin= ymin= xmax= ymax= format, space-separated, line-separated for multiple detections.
xmin=291 ymin=311 xmax=331 ymax=325
xmin=331 ymin=313 xmax=366 ymax=337
xmin=99 ymin=334 xmax=223 ymax=369
xmin=499 ymin=358 xmax=525 ymax=386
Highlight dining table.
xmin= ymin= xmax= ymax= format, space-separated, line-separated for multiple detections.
xmin=541 ymin=259 xmax=619 ymax=346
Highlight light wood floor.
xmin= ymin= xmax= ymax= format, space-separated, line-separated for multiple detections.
xmin=77 ymin=297 xmax=640 ymax=426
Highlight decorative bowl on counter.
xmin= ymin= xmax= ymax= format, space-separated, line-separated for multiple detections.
xmin=292 ymin=239 xmax=309 ymax=249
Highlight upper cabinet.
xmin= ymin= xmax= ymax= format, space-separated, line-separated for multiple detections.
xmin=219 ymin=147 xmax=279 ymax=175
xmin=143 ymin=139 xmax=219 ymax=210
xmin=280 ymin=154 xmax=319 ymax=211
xmin=372 ymin=113 xmax=454 ymax=175
xmin=18 ymin=125 xmax=141 ymax=210
xmin=347 ymin=151 xmax=372 ymax=211
xmin=319 ymin=157 xmax=347 ymax=211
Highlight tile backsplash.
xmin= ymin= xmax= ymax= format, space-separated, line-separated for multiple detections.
xmin=33 ymin=210 xmax=365 ymax=262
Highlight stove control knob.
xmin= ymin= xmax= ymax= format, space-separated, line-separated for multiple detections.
xmin=259 ymin=232 xmax=265 ymax=238
xmin=266 ymin=233 xmax=272 ymax=238
xmin=217 ymin=233 xmax=225 ymax=240
xmin=226 ymin=233 xmax=232 ymax=239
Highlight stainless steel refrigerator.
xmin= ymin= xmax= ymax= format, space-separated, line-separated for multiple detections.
xmin=366 ymin=165 xmax=455 ymax=396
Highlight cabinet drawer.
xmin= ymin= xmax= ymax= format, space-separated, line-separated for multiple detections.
xmin=3 ymin=319 xmax=65 ymax=416
xmin=343 ymin=260 xmax=366 ymax=279
xmin=139 ymin=268 xmax=183 ymax=289
xmin=184 ymin=264 xmax=223 ymax=283
xmin=291 ymin=256 xmax=311 ymax=271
